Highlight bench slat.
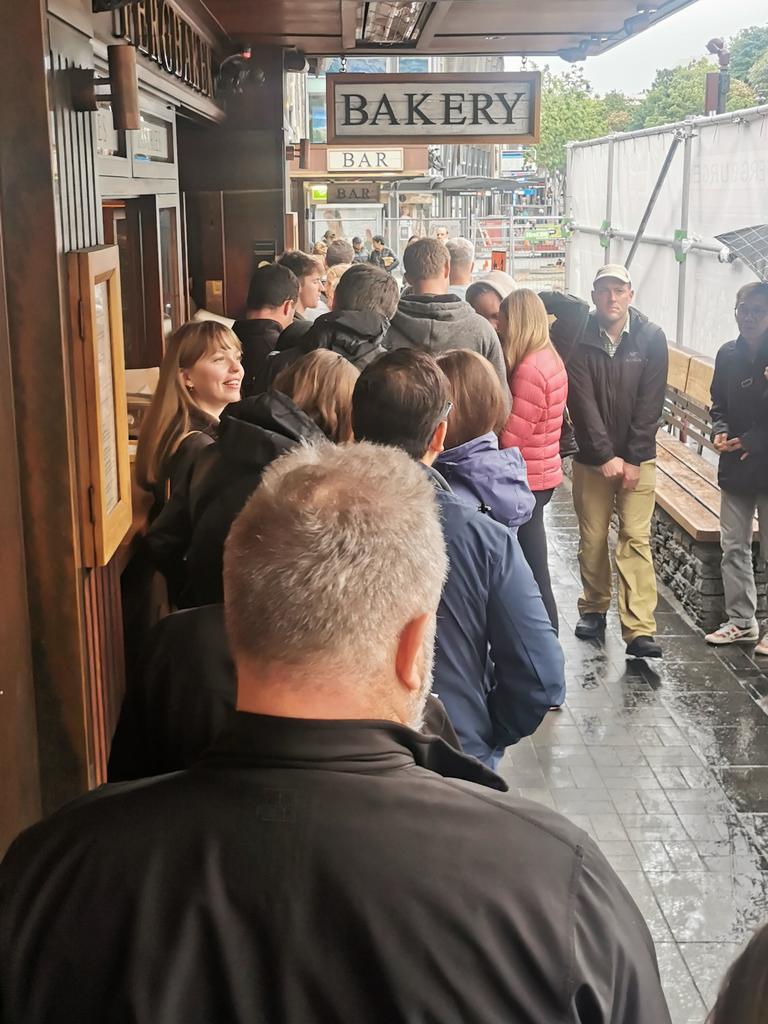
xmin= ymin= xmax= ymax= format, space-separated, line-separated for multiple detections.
xmin=657 ymin=435 xmax=719 ymax=487
xmin=656 ymin=447 xmax=722 ymax=519
xmin=654 ymin=470 xmax=722 ymax=542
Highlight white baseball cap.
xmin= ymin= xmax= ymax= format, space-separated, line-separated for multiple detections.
xmin=593 ymin=264 xmax=631 ymax=286
xmin=477 ymin=270 xmax=518 ymax=300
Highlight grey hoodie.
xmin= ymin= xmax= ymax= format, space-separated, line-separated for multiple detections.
xmin=384 ymin=293 xmax=510 ymax=402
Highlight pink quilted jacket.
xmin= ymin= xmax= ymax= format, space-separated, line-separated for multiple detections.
xmin=500 ymin=346 xmax=568 ymax=491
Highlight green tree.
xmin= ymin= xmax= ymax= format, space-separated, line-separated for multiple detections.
xmin=535 ymin=68 xmax=609 ymax=172
xmin=748 ymin=51 xmax=768 ymax=99
xmin=728 ymin=25 xmax=768 ymax=82
xmin=636 ymin=58 xmax=755 ymax=128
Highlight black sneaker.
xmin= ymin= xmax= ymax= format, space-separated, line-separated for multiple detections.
xmin=626 ymin=636 xmax=663 ymax=659
xmin=575 ymin=612 xmax=607 ymax=640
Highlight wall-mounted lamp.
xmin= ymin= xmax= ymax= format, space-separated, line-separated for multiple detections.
xmin=70 ymin=44 xmax=140 ymax=130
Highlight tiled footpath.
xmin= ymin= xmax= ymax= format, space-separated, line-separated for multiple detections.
xmin=497 ymin=483 xmax=768 ymax=1023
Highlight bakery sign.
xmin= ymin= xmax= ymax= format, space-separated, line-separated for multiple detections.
xmin=327 ymin=72 xmax=540 ymax=145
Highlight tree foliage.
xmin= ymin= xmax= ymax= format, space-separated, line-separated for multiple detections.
xmin=748 ymin=51 xmax=768 ymax=99
xmin=635 ymin=58 xmax=755 ymax=128
xmin=729 ymin=25 xmax=768 ymax=83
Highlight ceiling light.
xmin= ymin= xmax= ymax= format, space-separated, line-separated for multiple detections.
xmin=356 ymin=2 xmax=433 ymax=45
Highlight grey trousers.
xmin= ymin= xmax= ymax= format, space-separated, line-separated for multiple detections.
xmin=720 ymin=489 xmax=768 ymax=628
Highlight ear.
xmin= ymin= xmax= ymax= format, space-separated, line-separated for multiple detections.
xmin=395 ymin=613 xmax=430 ymax=692
xmin=428 ymin=419 xmax=447 ymax=456
xmin=628 ymin=288 xmax=635 ymax=303
xmin=443 ymin=259 xmax=451 ymax=278
xmin=590 ymin=289 xmax=598 ymax=305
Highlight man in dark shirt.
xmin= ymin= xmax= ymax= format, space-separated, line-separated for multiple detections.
xmin=564 ymin=264 xmax=668 ymax=659
xmin=706 ymin=281 xmax=768 ymax=653
xmin=368 ymin=233 xmax=399 ymax=272
xmin=232 ymin=262 xmax=297 ymax=396
xmin=0 ymin=443 xmax=670 ymax=1024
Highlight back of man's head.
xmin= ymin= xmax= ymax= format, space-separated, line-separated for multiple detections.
xmin=403 ymin=238 xmax=450 ymax=292
xmin=224 ymin=443 xmax=447 ymax=722
xmin=352 ymin=349 xmax=450 ymax=460
xmin=333 ymin=264 xmax=399 ymax=317
xmin=445 ymin=237 xmax=474 ymax=283
xmin=246 ymin=263 xmax=299 ymax=313
xmin=326 ymin=238 xmax=355 ymax=268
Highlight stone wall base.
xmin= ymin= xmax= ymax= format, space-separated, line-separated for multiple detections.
xmin=651 ymin=506 xmax=766 ymax=632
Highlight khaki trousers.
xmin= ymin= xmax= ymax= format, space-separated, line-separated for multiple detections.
xmin=571 ymin=459 xmax=658 ymax=642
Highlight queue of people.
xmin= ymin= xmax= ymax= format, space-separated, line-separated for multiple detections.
xmin=1 ymin=232 xmax=767 ymax=1022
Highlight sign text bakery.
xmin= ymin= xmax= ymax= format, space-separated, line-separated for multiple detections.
xmin=327 ymin=72 xmax=540 ymax=145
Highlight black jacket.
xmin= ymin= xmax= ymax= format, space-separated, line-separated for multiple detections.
xmin=368 ymin=245 xmax=399 ymax=271
xmin=2 ymin=714 xmax=670 ymax=1024
xmin=564 ymin=307 xmax=668 ymax=466
xmin=710 ymin=335 xmax=768 ymax=494
xmin=145 ymin=392 xmax=328 ymax=606
xmin=108 ymin=604 xmax=460 ymax=781
xmin=275 ymin=311 xmax=313 ymax=351
xmin=267 ymin=309 xmax=389 ymax=382
xmin=232 ymin=317 xmax=283 ymax=397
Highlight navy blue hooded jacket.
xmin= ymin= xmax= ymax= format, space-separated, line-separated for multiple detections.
xmin=426 ymin=466 xmax=565 ymax=766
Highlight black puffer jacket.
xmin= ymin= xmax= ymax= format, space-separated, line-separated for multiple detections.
xmin=267 ymin=309 xmax=388 ymax=382
xmin=710 ymin=335 xmax=768 ymax=494
xmin=145 ymin=392 xmax=328 ymax=606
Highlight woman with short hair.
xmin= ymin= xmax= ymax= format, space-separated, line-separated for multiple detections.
xmin=498 ymin=288 xmax=568 ymax=631
xmin=135 ymin=321 xmax=243 ymax=515
xmin=434 ymin=349 xmax=534 ymax=533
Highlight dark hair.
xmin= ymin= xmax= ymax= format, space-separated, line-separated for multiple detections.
xmin=352 ymin=236 xmax=363 ymax=246
xmin=333 ymin=264 xmax=399 ymax=317
xmin=246 ymin=263 xmax=299 ymax=312
xmin=326 ymin=238 xmax=355 ymax=268
xmin=352 ymin=349 xmax=450 ymax=459
xmin=707 ymin=922 xmax=768 ymax=1024
xmin=436 ymin=350 xmax=508 ymax=448
xmin=278 ymin=250 xmax=322 ymax=281
xmin=736 ymin=281 xmax=768 ymax=305
xmin=465 ymin=282 xmax=497 ymax=309
xmin=372 ymin=234 xmax=385 ymax=244
xmin=403 ymin=238 xmax=449 ymax=283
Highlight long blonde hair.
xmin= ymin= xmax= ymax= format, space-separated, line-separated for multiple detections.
xmin=325 ymin=262 xmax=352 ymax=308
xmin=498 ymin=288 xmax=561 ymax=374
xmin=272 ymin=350 xmax=359 ymax=443
xmin=135 ymin=321 xmax=241 ymax=492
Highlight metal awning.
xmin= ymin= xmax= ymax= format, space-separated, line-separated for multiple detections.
xmin=393 ymin=176 xmax=529 ymax=192
xmin=203 ymin=0 xmax=703 ymax=59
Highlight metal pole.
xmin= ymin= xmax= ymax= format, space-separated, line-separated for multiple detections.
xmin=605 ymin=135 xmax=615 ymax=265
xmin=625 ymin=129 xmax=684 ymax=269
xmin=675 ymin=126 xmax=693 ymax=347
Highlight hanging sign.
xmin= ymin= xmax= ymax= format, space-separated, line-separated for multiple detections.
xmin=327 ymin=72 xmax=540 ymax=145
xmin=327 ymin=182 xmax=382 ymax=203
xmin=327 ymin=148 xmax=404 ymax=172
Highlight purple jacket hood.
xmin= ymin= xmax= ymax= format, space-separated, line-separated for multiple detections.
xmin=435 ymin=433 xmax=535 ymax=530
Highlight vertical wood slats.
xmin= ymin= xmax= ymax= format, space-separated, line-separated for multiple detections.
xmin=48 ymin=16 xmax=123 ymax=787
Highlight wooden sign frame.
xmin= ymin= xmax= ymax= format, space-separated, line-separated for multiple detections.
xmin=68 ymin=245 xmax=132 ymax=567
xmin=326 ymin=72 xmax=541 ymax=146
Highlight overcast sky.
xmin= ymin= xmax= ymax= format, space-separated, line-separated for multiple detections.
xmin=506 ymin=0 xmax=766 ymax=95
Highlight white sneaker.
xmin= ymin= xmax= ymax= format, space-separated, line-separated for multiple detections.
xmin=705 ymin=622 xmax=760 ymax=645
xmin=755 ymin=635 xmax=768 ymax=656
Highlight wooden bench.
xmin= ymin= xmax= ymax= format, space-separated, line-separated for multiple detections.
xmin=652 ymin=346 xmax=763 ymax=629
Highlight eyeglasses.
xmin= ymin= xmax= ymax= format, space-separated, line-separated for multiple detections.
xmin=433 ymin=400 xmax=452 ymax=432
xmin=735 ymin=304 xmax=768 ymax=319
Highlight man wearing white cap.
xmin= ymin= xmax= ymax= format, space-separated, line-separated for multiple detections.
xmin=466 ymin=270 xmax=517 ymax=333
xmin=565 ymin=264 xmax=668 ymax=659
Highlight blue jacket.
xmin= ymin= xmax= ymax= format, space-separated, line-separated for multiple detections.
xmin=426 ymin=466 xmax=565 ymax=767
xmin=435 ymin=432 xmax=535 ymax=531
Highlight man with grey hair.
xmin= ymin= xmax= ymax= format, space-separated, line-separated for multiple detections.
xmin=445 ymin=236 xmax=475 ymax=299
xmin=0 ymin=445 xmax=670 ymax=1024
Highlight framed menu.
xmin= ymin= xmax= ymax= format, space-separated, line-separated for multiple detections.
xmin=68 ymin=246 xmax=132 ymax=566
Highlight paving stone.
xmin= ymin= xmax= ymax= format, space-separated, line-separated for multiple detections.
xmin=655 ymin=943 xmax=708 ymax=1023
xmin=679 ymin=941 xmax=746 ymax=1009
xmin=644 ymin=872 xmax=768 ymax=943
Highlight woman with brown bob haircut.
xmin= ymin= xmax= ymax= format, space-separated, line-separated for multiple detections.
xmin=135 ymin=320 xmax=243 ymax=515
xmin=434 ymin=350 xmax=534 ymax=532
xmin=272 ymin=349 xmax=359 ymax=443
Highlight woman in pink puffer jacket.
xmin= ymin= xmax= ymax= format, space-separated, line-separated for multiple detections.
xmin=499 ymin=289 xmax=568 ymax=631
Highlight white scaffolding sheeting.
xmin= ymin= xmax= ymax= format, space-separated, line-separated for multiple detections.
xmin=566 ymin=106 xmax=768 ymax=359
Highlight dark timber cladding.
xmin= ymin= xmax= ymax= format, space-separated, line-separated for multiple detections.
xmin=113 ymin=0 xmax=214 ymax=97
xmin=327 ymin=72 xmax=540 ymax=145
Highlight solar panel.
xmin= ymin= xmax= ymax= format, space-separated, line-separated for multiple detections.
xmin=715 ymin=224 xmax=768 ymax=282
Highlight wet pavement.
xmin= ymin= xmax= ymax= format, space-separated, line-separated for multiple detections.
xmin=497 ymin=483 xmax=768 ymax=1023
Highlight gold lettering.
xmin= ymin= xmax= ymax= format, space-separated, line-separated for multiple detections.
xmin=200 ymin=44 xmax=212 ymax=97
xmin=191 ymin=34 xmax=202 ymax=91
xmin=173 ymin=12 xmax=184 ymax=78
xmin=160 ymin=2 xmax=174 ymax=73
xmin=134 ymin=2 xmax=149 ymax=54
xmin=182 ymin=23 xmax=193 ymax=84
xmin=149 ymin=0 xmax=161 ymax=62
